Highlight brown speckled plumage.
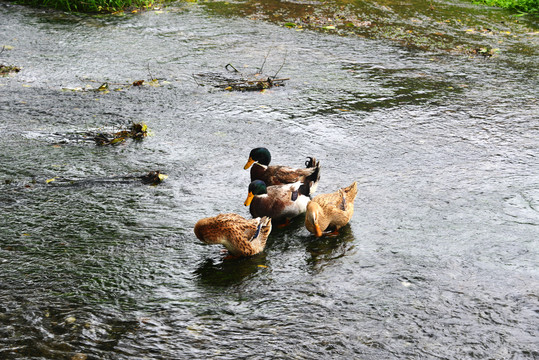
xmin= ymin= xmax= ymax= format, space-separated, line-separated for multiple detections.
xmin=305 ymin=182 xmax=358 ymax=237
xmin=194 ymin=213 xmax=272 ymax=256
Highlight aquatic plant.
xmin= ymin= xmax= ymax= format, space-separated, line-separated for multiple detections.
xmin=94 ymin=122 xmax=149 ymax=146
xmin=473 ymin=0 xmax=538 ymax=14
xmin=16 ymin=0 xmax=156 ymax=13
xmin=0 ymin=64 xmax=21 ymax=76
xmin=0 ymin=46 xmax=21 ymax=76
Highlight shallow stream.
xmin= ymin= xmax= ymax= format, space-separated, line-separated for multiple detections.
xmin=1 ymin=1 xmax=538 ymax=359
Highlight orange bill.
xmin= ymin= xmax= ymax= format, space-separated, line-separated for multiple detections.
xmin=243 ymin=157 xmax=255 ymax=170
xmin=244 ymin=192 xmax=254 ymax=206
xmin=314 ymin=224 xmax=323 ymax=237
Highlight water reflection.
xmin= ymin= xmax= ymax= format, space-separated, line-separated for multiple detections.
xmin=303 ymin=225 xmax=357 ymax=272
xmin=192 ymin=215 xmax=358 ymax=285
xmin=194 ymin=254 xmax=268 ymax=287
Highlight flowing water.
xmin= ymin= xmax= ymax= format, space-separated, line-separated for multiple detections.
xmin=1 ymin=1 xmax=538 ymax=359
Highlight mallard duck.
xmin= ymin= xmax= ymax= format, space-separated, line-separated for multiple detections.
xmin=194 ymin=213 xmax=272 ymax=257
xmin=244 ymin=177 xmax=316 ymax=224
xmin=243 ymin=147 xmax=321 ymax=190
xmin=305 ymin=181 xmax=358 ymax=237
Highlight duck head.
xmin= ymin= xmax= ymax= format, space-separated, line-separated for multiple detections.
xmin=305 ymin=201 xmax=323 ymax=237
xmin=244 ymin=180 xmax=268 ymax=206
xmin=244 ymin=147 xmax=271 ymax=169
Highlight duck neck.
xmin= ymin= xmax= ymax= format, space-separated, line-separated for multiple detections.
xmin=250 ymin=163 xmax=267 ymax=181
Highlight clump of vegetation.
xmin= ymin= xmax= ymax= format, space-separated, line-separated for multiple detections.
xmin=42 ymin=170 xmax=168 ymax=187
xmin=473 ymin=0 xmax=538 ymax=13
xmin=47 ymin=122 xmax=150 ymax=146
xmin=17 ymin=0 xmax=156 ymax=13
xmin=0 ymin=64 xmax=21 ymax=76
xmin=94 ymin=122 xmax=149 ymax=146
xmin=140 ymin=170 xmax=168 ymax=185
xmin=471 ymin=46 xmax=500 ymax=57
xmin=0 ymin=46 xmax=21 ymax=76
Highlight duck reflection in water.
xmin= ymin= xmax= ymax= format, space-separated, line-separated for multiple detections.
xmin=304 ymin=225 xmax=356 ymax=272
xmin=194 ymin=254 xmax=268 ymax=287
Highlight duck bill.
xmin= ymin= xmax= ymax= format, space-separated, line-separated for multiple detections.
xmin=244 ymin=192 xmax=254 ymax=206
xmin=314 ymin=224 xmax=323 ymax=237
xmin=243 ymin=157 xmax=255 ymax=170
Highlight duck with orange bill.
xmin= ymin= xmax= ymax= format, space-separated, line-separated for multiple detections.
xmin=305 ymin=182 xmax=358 ymax=237
xmin=244 ymin=147 xmax=320 ymax=190
xmin=244 ymin=178 xmax=315 ymax=226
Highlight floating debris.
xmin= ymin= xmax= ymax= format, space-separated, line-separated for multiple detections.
xmin=23 ymin=122 xmax=151 ymax=147
xmin=140 ymin=170 xmax=168 ymax=185
xmin=0 ymin=64 xmax=21 ymax=76
xmin=94 ymin=122 xmax=149 ymax=146
xmin=470 ymin=46 xmax=500 ymax=57
xmin=56 ymin=122 xmax=150 ymax=146
xmin=62 ymin=78 xmax=166 ymax=92
xmin=194 ymin=63 xmax=289 ymax=92
xmin=37 ymin=171 xmax=168 ymax=188
xmin=0 ymin=46 xmax=20 ymax=76
xmin=45 ymin=177 xmax=58 ymax=184
xmin=93 ymin=132 xmax=114 ymax=146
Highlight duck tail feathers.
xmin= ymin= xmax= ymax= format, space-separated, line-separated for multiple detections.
xmin=345 ymin=181 xmax=358 ymax=200
xmin=251 ymin=217 xmax=272 ymax=242
xmin=305 ymin=157 xmax=317 ymax=168
xmin=306 ymin=159 xmax=321 ymax=194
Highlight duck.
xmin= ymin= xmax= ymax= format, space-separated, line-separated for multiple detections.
xmin=244 ymin=176 xmax=317 ymax=224
xmin=243 ymin=147 xmax=321 ymax=191
xmin=194 ymin=213 xmax=272 ymax=257
xmin=305 ymin=181 xmax=358 ymax=237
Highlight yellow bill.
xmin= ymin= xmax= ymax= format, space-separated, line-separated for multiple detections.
xmin=243 ymin=157 xmax=255 ymax=170
xmin=244 ymin=192 xmax=254 ymax=206
xmin=314 ymin=224 xmax=323 ymax=237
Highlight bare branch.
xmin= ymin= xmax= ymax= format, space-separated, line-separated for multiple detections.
xmin=272 ymin=51 xmax=288 ymax=79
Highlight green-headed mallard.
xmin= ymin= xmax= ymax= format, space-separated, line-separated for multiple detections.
xmin=244 ymin=177 xmax=317 ymax=224
xmin=305 ymin=181 xmax=358 ymax=237
xmin=244 ymin=147 xmax=321 ymax=190
xmin=194 ymin=213 xmax=272 ymax=257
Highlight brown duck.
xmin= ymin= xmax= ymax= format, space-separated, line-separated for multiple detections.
xmin=305 ymin=181 xmax=358 ymax=237
xmin=194 ymin=213 xmax=272 ymax=256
